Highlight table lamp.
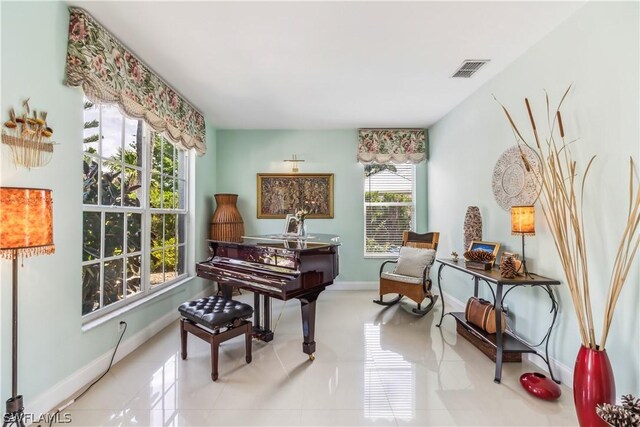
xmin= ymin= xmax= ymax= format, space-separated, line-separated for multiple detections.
xmin=0 ymin=188 xmax=55 ymax=427
xmin=511 ymin=205 xmax=535 ymax=277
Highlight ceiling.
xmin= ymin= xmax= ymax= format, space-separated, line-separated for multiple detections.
xmin=71 ymin=1 xmax=585 ymax=129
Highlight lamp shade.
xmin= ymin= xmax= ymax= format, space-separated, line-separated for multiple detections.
xmin=0 ymin=187 xmax=55 ymax=259
xmin=511 ymin=205 xmax=535 ymax=236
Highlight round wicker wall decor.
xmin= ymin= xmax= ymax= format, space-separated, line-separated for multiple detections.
xmin=492 ymin=145 xmax=541 ymax=211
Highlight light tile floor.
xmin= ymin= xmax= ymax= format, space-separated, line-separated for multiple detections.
xmin=58 ymin=290 xmax=578 ymax=426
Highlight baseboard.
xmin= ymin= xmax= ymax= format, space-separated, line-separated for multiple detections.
xmin=330 ymin=281 xmax=377 ymax=291
xmin=440 ymin=290 xmax=573 ymax=388
xmin=26 ymin=287 xmax=215 ymax=419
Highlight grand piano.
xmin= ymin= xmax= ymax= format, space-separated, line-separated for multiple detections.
xmin=196 ymin=233 xmax=340 ymax=359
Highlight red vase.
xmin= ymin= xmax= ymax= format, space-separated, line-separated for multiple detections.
xmin=520 ymin=372 xmax=561 ymax=401
xmin=573 ymin=345 xmax=615 ymax=427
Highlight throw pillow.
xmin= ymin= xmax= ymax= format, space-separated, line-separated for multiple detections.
xmin=394 ymin=246 xmax=436 ymax=278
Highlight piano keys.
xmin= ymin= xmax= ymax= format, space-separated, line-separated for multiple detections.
xmin=196 ymin=234 xmax=340 ymax=359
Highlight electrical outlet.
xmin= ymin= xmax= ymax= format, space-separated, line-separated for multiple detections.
xmin=118 ymin=321 xmax=126 ymax=332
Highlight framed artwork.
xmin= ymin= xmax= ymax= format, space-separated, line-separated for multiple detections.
xmin=257 ymin=173 xmax=334 ymax=219
xmin=468 ymin=240 xmax=501 ymax=266
xmin=283 ymin=214 xmax=298 ymax=235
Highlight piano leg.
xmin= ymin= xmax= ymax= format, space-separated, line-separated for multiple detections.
xmin=252 ymin=293 xmax=274 ymax=342
xmin=299 ymin=289 xmax=323 ymax=360
xmin=221 ymin=284 xmax=233 ymax=299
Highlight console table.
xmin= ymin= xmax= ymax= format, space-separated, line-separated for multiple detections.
xmin=435 ymin=258 xmax=561 ymax=384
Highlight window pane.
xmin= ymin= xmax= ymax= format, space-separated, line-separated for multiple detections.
xmin=101 ymin=160 xmax=122 ymax=206
xmin=176 ymin=179 xmax=186 ymax=210
xmin=101 ymin=105 xmax=123 ymax=160
xmin=364 ymin=164 xmax=415 ymax=256
xmin=104 ymin=259 xmax=124 ymax=306
xmin=83 ymin=100 xmax=100 ymax=153
xmin=178 ymin=244 xmax=186 ymax=275
xmin=104 ymin=213 xmax=125 ymax=257
xmin=365 ymin=205 xmax=413 ymax=254
xmin=151 ymin=133 xmax=162 ymax=173
xmin=165 ymin=244 xmax=177 ymax=282
xmin=176 ymin=150 xmax=185 ymax=180
xmin=165 ymin=214 xmax=177 ymax=243
xmin=124 ymin=167 xmax=142 ymax=207
xmin=162 ymin=175 xmax=175 ymax=209
xmin=126 ymin=255 xmax=142 ymax=296
xmin=83 ymin=212 xmax=102 ymax=261
xmin=124 ymin=118 xmax=143 ymax=167
xmin=83 ymin=155 xmax=99 ymax=205
xmin=150 ymin=250 xmax=164 ymax=286
xmin=127 ymin=213 xmax=142 ymax=252
xmin=177 ymin=214 xmax=186 ymax=244
xmin=82 ymin=263 xmax=100 ymax=315
xmin=150 ymin=173 xmax=161 ymax=208
xmin=151 ymin=214 xmax=163 ymax=250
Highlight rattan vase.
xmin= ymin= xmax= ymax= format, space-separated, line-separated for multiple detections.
xmin=463 ymin=206 xmax=482 ymax=250
xmin=210 ymin=194 xmax=244 ymax=243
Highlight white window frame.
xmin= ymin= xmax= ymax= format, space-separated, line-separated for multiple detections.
xmin=81 ymin=102 xmax=191 ymax=323
xmin=363 ymin=164 xmax=416 ymax=258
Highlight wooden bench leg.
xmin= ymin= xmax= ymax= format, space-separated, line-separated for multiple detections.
xmin=245 ymin=321 xmax=252 ymax=364
xmin=180 ymin=318 xmax=188 ymax=360
xmin=179 ymin=317 xmax=252 ymax=381
xmin=211 ymin=339 xmax=220 ymax=381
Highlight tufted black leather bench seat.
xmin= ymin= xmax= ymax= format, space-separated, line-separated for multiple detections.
xmin=178 ymin=295 xmax=253 ymax=381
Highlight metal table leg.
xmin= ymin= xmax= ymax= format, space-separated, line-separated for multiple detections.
xmin=494 ymin=283 xmax=504 ymax=384
xmin=436 ymin=263 xmax=446 ymax=327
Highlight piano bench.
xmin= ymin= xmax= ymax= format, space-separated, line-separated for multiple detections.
xmin=178 ymin=296 xmax=254 ymax=381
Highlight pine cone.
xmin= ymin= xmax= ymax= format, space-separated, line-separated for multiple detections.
xmin=597 ymin=402 xmax=640 ymax=427
xmin=463 ymin=249 xmax=495 ymax=263
xmin=500 ymin=257 xmax=517 ymax=278
xmin=621 ymin=394 xmax=640 ymax=416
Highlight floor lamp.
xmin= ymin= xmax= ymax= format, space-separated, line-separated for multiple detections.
xmin=0 ymin=188 xmax=55 ymax=427
xmin=511 ymin=205 xmax=535 ymax=277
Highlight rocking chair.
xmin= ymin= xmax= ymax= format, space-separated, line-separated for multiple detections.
xmin=373 ymin=231 xmax=440 ymax=316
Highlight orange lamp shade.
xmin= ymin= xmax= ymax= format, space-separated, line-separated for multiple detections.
xmin=0 ymin=187 xmax=55 ymax=259
xmin=511 ymin=205 xmax=535 ymax=236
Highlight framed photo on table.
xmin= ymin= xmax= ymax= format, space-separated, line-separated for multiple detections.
xmin=468 ymin=240 xmax=501 ymax=267
xmin=257 ymin=173 xmax=334 ymax=219
xmin=283 ymin=214 xmax=298 ymax=235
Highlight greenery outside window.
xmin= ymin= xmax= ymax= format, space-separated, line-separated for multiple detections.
xmin=82 ymin=100 xmax=189 ymax=319
xmin=364 ymin=164 xmax=415 ymax=257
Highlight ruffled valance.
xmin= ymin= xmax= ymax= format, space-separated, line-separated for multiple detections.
xmin=357 ymin=129 xmax=426 ymax=164
xmin=64 ymin=8 xmax=206 ymax=155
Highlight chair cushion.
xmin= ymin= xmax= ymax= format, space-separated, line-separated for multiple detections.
xmin=178 ymin=296 xmax=253 ymax=330
xmin=380 ymin=271 xmax=423 ymax=285
xmin=394 ymin=246 xmax=436 ymax=278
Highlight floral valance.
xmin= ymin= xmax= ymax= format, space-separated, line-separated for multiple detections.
xmin=357 ymin=129 xmax=427 ymax=164
xmin=64 ymin=8 xmax=206 ymax=155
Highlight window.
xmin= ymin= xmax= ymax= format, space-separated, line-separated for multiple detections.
xmin=364 ymin=164 xmax=415 ymax=256
xmin=82 ymin=100 xmax=189 ymax=319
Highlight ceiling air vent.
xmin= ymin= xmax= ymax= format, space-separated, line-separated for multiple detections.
xmin=451 ymin=60 xmax=490 ymax=78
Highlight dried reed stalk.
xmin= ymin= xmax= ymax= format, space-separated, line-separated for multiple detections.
xmin=495 ymin=86 xmax=640 ymax=350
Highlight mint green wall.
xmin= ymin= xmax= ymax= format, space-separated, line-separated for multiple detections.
xmin=429 ymin=2 xmax=639 ymax=394
xmin=215 ymin=130 xmax=428 ymax=282
xmin=1 ymin=1 xmax=216 ymax=407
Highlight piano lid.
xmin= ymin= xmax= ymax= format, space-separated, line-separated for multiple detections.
xmin=208 ymin=233 xmax=340 ymax=252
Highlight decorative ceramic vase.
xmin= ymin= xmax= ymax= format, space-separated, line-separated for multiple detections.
xmin=210 ymin=194 xmax=244 ymax=243
xmin=463 ymin=206 xmax=482 ymax=250
xmin=573 ymin=346 xmax=615 ymax=427
xmin=520 ymin=372 xmax=561 ymax=401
